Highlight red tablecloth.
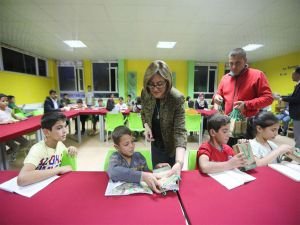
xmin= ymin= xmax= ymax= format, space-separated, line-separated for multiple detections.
xmin=0 ymin=116 xmax=42 ymax=142
xmin=179 ymin=168 xmax=300 ymax=225
xmin=0 ymin=171 xmax=186 ymax=225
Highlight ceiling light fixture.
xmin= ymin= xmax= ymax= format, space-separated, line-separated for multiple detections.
xmin=63 ymin=40 xmax=87 ymax=48
xmin=242 ymin=44 xmax=263 ymax=51
xmin=156 ymin=41 xmax=176 ymax=49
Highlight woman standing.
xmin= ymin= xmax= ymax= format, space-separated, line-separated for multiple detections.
xmin=141 ymin=60 xmax=187 ymax=176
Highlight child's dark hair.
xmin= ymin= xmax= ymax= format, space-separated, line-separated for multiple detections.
xmin=0 ymin=93 xmax=7 ymax=99
xmin=112 ymin=126 xmax=132 ymax=145
xmin=41 ymin=112 xmax=67 ymax=130
xmin=207 ymin=113 xmax=230 ymax=133
xmin=247 ymin=111 xmax=279 ymax=137
xmin=76 ymin=98 xmax=83 ymax=104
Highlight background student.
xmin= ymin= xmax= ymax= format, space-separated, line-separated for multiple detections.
xmin=17 ymin=112 xmax=77 ymax=186
xmin=197 ymin=113 xmax=247 ymax=174
xmin=247 ymin=111 xmax=293 ymax=166
xmin=0 ymin=93 xmax=29 ymax=161
xmin=107 ymin=126 xmax=161 ymax=193
xmin=72 ymin=99 xmax=88 ymax=135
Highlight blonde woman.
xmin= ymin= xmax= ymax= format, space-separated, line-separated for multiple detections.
xmin=141 ymin=60 xmax=187 ymax=176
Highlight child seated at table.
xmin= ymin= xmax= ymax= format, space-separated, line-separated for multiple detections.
xmin=197 ymin=113 xmax=247 ymax=173
xmin=114 ymin=97 xmax=128 ymax=112
xmin=17 ymin=112 xmax=77 ymax=186
xmin=107 ymin=126 xmax=161 ymax=193
xmin=72 ymin=99 xmax=88 ymax=135
xmin=247 ymin=111 xmax=293 ymax=166
xmin=0 ymin=93 xmax=29 ymax=161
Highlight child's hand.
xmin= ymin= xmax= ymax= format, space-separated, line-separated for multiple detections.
xmin=229 ymin=152 xmax=247 ymax=169
xmin=58 ymin=165 xmax=72 ymax=174
xmin=277 ymin=144 xmax=293 ymax=154
xmin=141 ymin=172 xmax=161 ymax=194
xmin=67 ymin=146 xmax=77 ymax=157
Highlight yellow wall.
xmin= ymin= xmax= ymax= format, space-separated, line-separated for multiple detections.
xmin=125 ymin=60 xmax=188 ymax=96
xmin=0 ymin=59 xmax=56 ymax=104
xmin=252 ymin=51 xmax=300 ymax=111
xmin=252 ymin=51 xmax=300 ymax=95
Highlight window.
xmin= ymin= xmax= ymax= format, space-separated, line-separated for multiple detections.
xmin=58 ymin=62 xmax=84 ymax=92
xmin=38 ymin=58 xmax=47 ymax=76
xmin=193 ymin=63 xmax=217 ymax=98
xmin=92 ymin=62 xmax=118 ymax=98
xmin=1 ymin=46 xmax=48 ymax=76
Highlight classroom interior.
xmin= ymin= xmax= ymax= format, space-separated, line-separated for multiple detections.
xmin=1 ymin=0 xmax=300 ymax=171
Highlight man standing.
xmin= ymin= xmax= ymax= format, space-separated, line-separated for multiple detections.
xmin=281 ymin=67 xmax=300 ymax=148
xmin=213 ymin=48 xmax=273 ymax=118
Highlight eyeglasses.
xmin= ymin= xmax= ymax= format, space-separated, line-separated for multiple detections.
xmin=147 ymin=81 xmax=166 ymax=90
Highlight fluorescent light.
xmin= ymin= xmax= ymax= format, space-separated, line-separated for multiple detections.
xmin=63 ymin=40 xmax=87 ymax=48
xmin=156 ymin=41 xmax=176 ymax=49
xmin=242 ymin=44 xmax=263 ymax=51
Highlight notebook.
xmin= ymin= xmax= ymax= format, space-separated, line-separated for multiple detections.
xmin=268 ymin=162 xmax=300 ymax=182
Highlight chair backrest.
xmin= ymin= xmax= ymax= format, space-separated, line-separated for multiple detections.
xmin=103 ymin=148 xmax=152 ymax=171
xmin=14 ymin=112 xmax=27 ymax=119
xmin=188 ymin=150 xmax=198 ymax=170
xmin=32 ymin=108 xmax=44 ymax=116
xmin=105 ymin=113 xmax=125 ymax=131
xmin=60 ymin=151 xmax=77 ymax=171
xmin=185 ymin=114 xmax=201 ymax=132
xmin=127 ymin=113 xmax=144 ymax=132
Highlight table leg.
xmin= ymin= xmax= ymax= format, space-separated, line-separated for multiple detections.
xmin=77 ymin=116 xmax=81 ymax=143
xmin=99 ymin=115 xmax=105 ymax=142
xmin=0 ymin=143 xmax=8 ymax=170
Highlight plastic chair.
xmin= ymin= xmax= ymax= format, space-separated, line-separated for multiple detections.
xmin=32 ymin=108 xmax=44 ymax=116
xmin=103 ymin=148 xmax=152 ymax=171
xmin=126 ymin=113 xmax=146 ymax=144
xmin=105 ymin=113 xmax=127 ymax=142
xmin=188 ymin=150 xmax=198 ymax=170
xmin=185 ymin=113 xmax=202 ymax=144
xmin=14 ymin=112 xmax=27 ymax=119
xmin=60 ymin=151 xmax=77 ymax=171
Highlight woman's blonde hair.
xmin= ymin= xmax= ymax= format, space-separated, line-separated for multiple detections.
xmin=143 ymin=60 xmax=172 ymax=94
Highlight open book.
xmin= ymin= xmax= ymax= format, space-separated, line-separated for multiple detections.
xmin=232 ymin=142 xmax=256 ymax=171
xmin=268 ymin=162 xmax=300 ymax=182
xmin=105 ymin=166 xmax=180 ymax=196
xmin=0 ymin=176 xmax=59 ymax=197
xmin=208 ymin=169 xmax=256 ymax=190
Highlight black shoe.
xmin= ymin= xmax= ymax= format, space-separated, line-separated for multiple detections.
xmin=81 ymin=130 xmax=85 ymax=135
xmin=74 ymin=131 xmax=78 ymax=135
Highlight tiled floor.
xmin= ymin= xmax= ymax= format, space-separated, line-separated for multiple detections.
xmin=8 ymin=128 xmax=295 ymax=171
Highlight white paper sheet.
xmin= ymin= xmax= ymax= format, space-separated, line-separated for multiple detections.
xmin=209 ymin=169 xmax=256 ymax=190
xmin=0 ymin=176 xmax=60 ymax=197
xmin=268 ymin=162 xmax=300 ymax=182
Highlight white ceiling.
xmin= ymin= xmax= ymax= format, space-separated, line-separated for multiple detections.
xmin=0 ymin=0 xmax=300 ymax=62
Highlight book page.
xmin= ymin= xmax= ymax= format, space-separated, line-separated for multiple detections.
xmin=153 ymin=166 xmax=180 ymax=192
xmin=105 ymin=180 xmax=153 ymax=196
xmin=209 ymin=169 xmax=256 ymax=190
xmin=0 ymin=176 xmax=60 ymax=198
xmin=268 ymin=163 xmax=300 ymax=182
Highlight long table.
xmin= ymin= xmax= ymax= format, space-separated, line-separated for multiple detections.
xmin=0 ymin=171 xmax=186 ymax=225
xmin=179 ymin=167 xmax=300 ymax=225
xmin=0 ymin=116 xmax=43 ymax=170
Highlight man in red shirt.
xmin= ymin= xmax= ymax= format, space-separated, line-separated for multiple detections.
xmin=213 ymin=48 xmax=273 ymax=118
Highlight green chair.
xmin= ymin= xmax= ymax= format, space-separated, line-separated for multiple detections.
xmin=32 ymin=108 xmax=44 ymax=116
xmin=127 ymin=113 xmax=144 ymax=133
xmin=14 ymin=112 xmax=27 ymax=119
xmin=60 ymin=151 xmax=77 ymax=171
xmin=185 ymin=113 xmax=202 ymax=144
xmin=103 ymin=149 xmax=152 ymax=171
xmin=105 ymin=113 xmax=127 ymax=142
xmin=188 ymin=150 xmax=198 ymax=170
